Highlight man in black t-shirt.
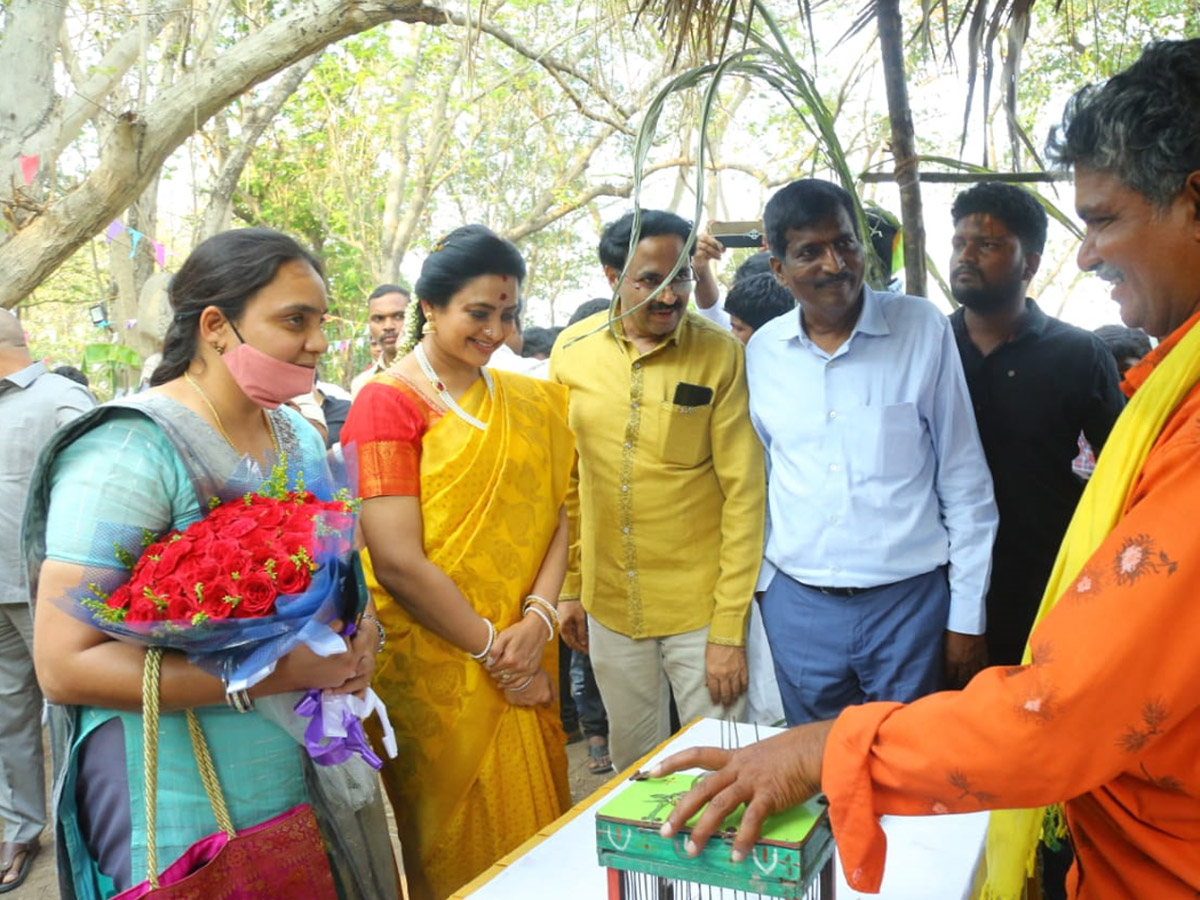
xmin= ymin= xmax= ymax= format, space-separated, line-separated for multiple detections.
xmin=948 ymin=182 xmax=1125 ymax=668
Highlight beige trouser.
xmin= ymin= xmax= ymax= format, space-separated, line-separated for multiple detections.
xmin=588 ymin=616 xmax=746 ymax=772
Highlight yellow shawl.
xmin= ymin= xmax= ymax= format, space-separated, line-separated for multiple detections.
xmin=981 ymin=312 xmax=1200 ymax=898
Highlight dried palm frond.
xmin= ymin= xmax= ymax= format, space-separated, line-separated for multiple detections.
xmin=609 ymin=2 xmax=884 ymax=327
xmin=632 ymin=0 xmax=753 ymax=64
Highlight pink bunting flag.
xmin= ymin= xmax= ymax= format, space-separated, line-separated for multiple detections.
xmin=18 ymin=155 xmax=38 ymax=186
xmin=104 ymin=221 xmax=124 ymax=243
xmin=154 ymin=241 xmax=166 ymax=267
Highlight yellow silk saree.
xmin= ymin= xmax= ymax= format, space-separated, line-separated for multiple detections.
xmin=355 ymin=370 xmax=573 ymax=900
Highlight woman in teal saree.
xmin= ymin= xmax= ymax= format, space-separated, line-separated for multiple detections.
xmin=23 ymin=229 xmax=396 ymax=900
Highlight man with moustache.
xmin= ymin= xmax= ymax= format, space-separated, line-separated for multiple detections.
xmin=550 ymin=209 xmax=765 ymax=770
xmin=655 ymin=39 xmax=1200 ymax=900
xmin=351 ymin=284 xmax=410 ymax=397
xmin=746 ymin=178 xmax=997 ymax=726
xmin=949 ymin=182 xmax=1123 ymax=669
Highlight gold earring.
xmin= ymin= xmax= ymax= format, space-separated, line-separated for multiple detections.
xmin=422 ymin=319 xmax=436 ymax=336
xmin=212 ymin=343 xmax=225 ymax=355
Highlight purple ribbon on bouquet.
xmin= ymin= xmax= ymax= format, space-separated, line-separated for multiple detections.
xmin=294 ymin=689 xmax=383 ymax=770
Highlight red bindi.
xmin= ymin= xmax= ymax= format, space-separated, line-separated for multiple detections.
xmin=500 ymin=293 xmax=508 ymax=301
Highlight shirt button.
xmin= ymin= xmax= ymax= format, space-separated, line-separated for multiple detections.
xmin=633 ymin=362 xmax=641 ymax=370
xmin=623 ymin=526 xmax=631 ymax=534
xmin=627 ymin=570 xmax=636 ymax=578
xmin=828 ymin=410 xmax=838 ymax=419
xmin=624 ymin=441 xmax=632 ymax=449
xmin=631 ymin=400 xmax=639 ymax=409
xmin=1007 ymin=370 xmax=1016 ymax=377
xmin=621 ymin=484 xmax=629 ymax=492
xmin=828 ymin=514 xmax=840 ymax=525
xmin=829 ymin=463 xmax=840 ymax=472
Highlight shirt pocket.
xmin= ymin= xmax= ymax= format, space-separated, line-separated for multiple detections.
xmin=658 ymin=401 xmax=714 ymax=467
xmin=844 ymin=402 xmax=925 ymax=482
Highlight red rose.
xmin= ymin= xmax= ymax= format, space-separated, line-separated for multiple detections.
xmin=157 ymin=536 xmax=193 ymax=571
xmin=237 ymin=573 xmax=277 ymax=617
xmin=105 ymin=584 xmax=132 ymax=611
xmin=125 ymin=592 xmax=160 ymax=623
xmin=249 ymin=545 xmax=276 ymax=572
xmin=274 ymin=558 xmax=312 ymax=596
xmin=221 ymin=517 xmax=258 ymax=539
xmin=205 ymin=539 xmax=243 ymax=571
xmin=226 ymin=552 xmax=255 ymax=580
xmin=251 ymin=504 xmax=287 ymax=529
xmin=281 ymin=523 xmax=314 ymax=558
xmin=178 ymin=560 xmax=220 ymax=595
xmin=200 ymin=578 xmax=238 ymax=620
xmin=166 ymin=584 xmax=200 ymax=620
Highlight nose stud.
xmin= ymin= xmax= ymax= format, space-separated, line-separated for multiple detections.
xmin=484 ymin=327 xmax=494 ymax=337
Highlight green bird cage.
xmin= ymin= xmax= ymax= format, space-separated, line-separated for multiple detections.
xmin=595 ymin=773 xmax=834 ymax=899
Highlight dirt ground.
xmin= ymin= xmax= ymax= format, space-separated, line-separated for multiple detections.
xmin=13 ymin=726 xmax=610 ymax=899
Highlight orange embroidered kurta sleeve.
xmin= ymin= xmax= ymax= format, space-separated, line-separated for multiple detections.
xmin=823 ymin=376 xmax=1200 ymax=898
xmin=341 ymin=378 xmax=433 ymax=499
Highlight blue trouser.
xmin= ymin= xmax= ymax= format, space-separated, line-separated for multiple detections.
xmin=558 ymin=639 xmax=578 ymax=733
xmin=761 ymin=567 xmax=950 ymax=724
xmin=570 ymin=649 xmax=608 ymax=740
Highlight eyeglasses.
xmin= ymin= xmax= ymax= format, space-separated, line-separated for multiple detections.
xmin=629 ymin=271 xmax=696 ymax=296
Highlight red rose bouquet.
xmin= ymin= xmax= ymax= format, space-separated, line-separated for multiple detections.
xmin=75 ymin=463 xmax=359 ymax=692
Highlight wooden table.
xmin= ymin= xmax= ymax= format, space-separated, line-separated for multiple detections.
xmin=455 ymin=719 xmax=987 ymax=899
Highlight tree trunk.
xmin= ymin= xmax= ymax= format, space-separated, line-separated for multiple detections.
xmin=0 ymin=0 xmax=444 ymax=310
xmin=876 ymin=0 xmax=926 ymax=298
xmin=0 ymin=0 xmax=65 ymax=205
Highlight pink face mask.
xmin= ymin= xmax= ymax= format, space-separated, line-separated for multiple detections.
xmin=221 ymin=332 xmax=316 ymax=410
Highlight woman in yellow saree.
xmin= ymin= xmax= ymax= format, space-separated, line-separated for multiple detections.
xmin=340 ymin=225 xmax=573 ymax=900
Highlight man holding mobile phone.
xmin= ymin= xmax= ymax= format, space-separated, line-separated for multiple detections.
xmin=550 ymin=209 xmax=766 ymax=771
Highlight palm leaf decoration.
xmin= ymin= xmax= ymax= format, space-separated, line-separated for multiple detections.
xmin=598 ymin=0 xmax=884 ymax=343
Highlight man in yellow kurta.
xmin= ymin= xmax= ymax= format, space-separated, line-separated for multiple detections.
xmin=551 ymin=209 xmax=766 ymax=772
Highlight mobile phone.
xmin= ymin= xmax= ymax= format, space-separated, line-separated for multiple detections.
xmin=710 ymin=220 xmax=765 ymax=249
xmin=673 ymin=382 xmax=714 ymax=407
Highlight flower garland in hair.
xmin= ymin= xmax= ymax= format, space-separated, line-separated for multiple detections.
xmin=396 ymin=298 xmax=424 ymax=358
xmin=397 ymin=234 xmax=448 ymax=357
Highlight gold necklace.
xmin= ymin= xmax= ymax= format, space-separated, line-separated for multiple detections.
xmin=184 ymin=372 xmax=279 ymax=456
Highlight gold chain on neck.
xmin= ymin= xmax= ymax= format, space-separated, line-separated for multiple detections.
xmin=184 ymin=372 xmax=279 ymax=456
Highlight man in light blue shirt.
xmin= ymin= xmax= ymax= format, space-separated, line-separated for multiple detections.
xmin=747 ymin=179 xmax=997 ymax=724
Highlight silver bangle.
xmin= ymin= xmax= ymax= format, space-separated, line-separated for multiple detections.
xmin=469 ymin=618 xmax=496 ymax=660
xmin=509 ymin=673 xmax=538 ymax=692
xmin=359 ymin=613 xmax=386 ymax=654
xmin=522 ymin=605 xmax=555 ymax=643
xmin=225 ymin=687 xmax=254 ymax=713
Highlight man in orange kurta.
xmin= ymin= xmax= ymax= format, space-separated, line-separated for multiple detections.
xmin=655 ymin=38 xmax=1200 ymax=899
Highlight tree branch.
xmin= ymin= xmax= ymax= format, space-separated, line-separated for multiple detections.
xmin=0 ymin=0 xmax=446 ymax=308
xmin=198 ymin=53 xmax=322 ymax=241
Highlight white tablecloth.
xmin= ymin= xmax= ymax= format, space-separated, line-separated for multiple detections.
xmin=466 ymin=718 xmax=986 ymax=899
